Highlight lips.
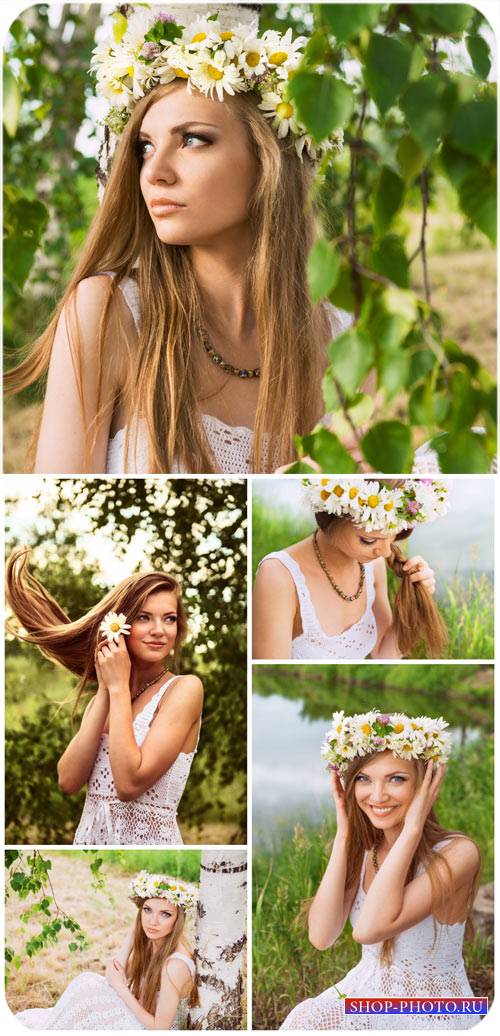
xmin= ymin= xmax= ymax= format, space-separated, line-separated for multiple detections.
xmin=144 ymin=641 xmax=166 ymax=648
xmin=150 ymin=198 xmax=185 ymax=213
xmin=369 ymin=804 xmax=397 ymax=816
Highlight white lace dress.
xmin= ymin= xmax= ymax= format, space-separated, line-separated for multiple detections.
xmin=73 ymin=677 xmax=200 ymax=845
xmin=257 ymin=551 xmax=377 ymax=659
xmin=281 ymin=841 xmax=478 ymax=1030
xmin=15 ymin=951 xmax=195 ymax=1030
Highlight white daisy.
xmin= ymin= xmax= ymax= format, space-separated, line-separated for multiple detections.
xmin=262 ymin=27 xmax=306 ymax=71
xmin=180 ymin=16 xmax=221 ymax=48
xmin=190 ymin=50 xmax=244 ymax=101
xmin=258 ymin=90 xmax=300 ymax=138
xmin=99 ymin=611 xmax=131 ymax=643
xmin=238 ymin=36 xmax=268 ymax=77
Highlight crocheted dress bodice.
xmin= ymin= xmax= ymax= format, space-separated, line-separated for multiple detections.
xmin=258 ymin=551 xmax=377 ymax=659
xmin=281 ymin=840 xmax=477 ymax=1030
xmin=15 ymin=951 xmax=195 ymax=1030
xmin=73 ymin=677 xmax=199 ymax=846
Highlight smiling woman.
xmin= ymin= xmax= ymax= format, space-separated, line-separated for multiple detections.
xmin=5 ymin=549 xmax=204 ymax=845
xmin=4 ymin=4 xmax=346 ymax=475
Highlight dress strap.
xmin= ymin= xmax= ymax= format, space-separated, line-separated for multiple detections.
xmin=257 ymin=551 xmax=318 ymax=636
xmin=359 ymin=850 xmax=369 ymax=895
xmin=100 ymin=270 xmax=141 ymax=331
xmin=138 ymin=675 xmax=183 ymax=728
xmin=167 ymin=951 xmax=196 ymax=978
xmin=364 ymin=561 xmax=376 ymax=608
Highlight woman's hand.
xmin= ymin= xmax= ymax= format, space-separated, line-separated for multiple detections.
xmin=96 ymin=636 xmax=131 ymax=693
xmin=403 ymin=555 xmax=436 ymax=594
xmin=105 ymin=958 xmax=129 ymax=993
xmin=331 ymin=771 xmax=350 ymax=840
xmin=402 ymin=761 xmax=447 ymax=837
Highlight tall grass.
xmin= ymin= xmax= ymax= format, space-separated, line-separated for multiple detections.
xmin=252 ymin=739 xmax=493 ymax=1029
xmin=67 ymin=849 xmax=202 ymax=881
xmin=252 ymin=501 xmax=493 ymax=659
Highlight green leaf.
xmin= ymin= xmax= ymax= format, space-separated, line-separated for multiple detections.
xmin=364 ymin=33 xmax=412 ymax=115
xmin=329 ymin=393 xmax=375 ymax=439
xmin=381 ymin=285 xmax=418 ymax=323
xmin=288 ymin=73 xmax=354 ymax=142
xmin=459 ymin=169 xmax=496 ymax=243
xmin=145 ymin=21 xmax=183 ymax=45
xmin=449 ymin=96 xmax=496 ymax=163
xmin=373 ymin=167 xmax=404 ymax=235
xmin=329 ymin=263 xmax=371 ymax=312
xmin=412 ymin=5 xmax=475 ymax=34
xmin=327 ymin=328 xmax=374 ymax=396
xmin=442 ymin=367 xmax=479 ymax=433
xmin=285 ymin=459 xmax=318 ymax=474
xmin=371 ymin=312 xmax=413 ymax=351
xmin=401 ymin=74 xmax=457 ymax=155
xmin=378 ymin=350 xmax=412 ymax=400
xmin=321 ymin=4 xmax=381 ymax=43
xmin=361 ymin=421 xmax=413 ymax=472
xmin=433 ymin=431 xmax=490 ymax=473
xmin=3 ymin=187 xmax=49 ymax=291
xmin=300 ymin=427 xmax=359 ymax=473
xmin=3 ymin=66 xmax=21 ymax=138
xmin=397 ymin=134 xmax=425 ymax=182
xmin=368 ymin=235 xmax=409 ymax=289
xmin=440 ymin=142 xmax=480 ymax=188
xmin=307 ymin=240 xmax=340 ymax=302
xmin=112 ymin=12 xmax=128 ymax=44
xmin=466 ymin=34 xmax=491 ymax=78
xmin=68 ymin=943 xmax=78 ymax=952
xmin=409 ymin=383 xmax=449 ymax=425
xmin=409 ymin=347 xmax=438 ymax=382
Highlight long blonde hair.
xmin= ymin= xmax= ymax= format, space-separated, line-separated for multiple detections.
xmin=342 ymin=753 xmax=481 ymax=964
xmin=6 ymin=82 xmax=333 ymax=472
xmin=5 ymin=547 xmax=187 ymax=715
xmin=127 ymin=900 xmax=199 ymax=1013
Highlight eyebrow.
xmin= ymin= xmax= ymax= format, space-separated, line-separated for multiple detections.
xmin=138 ymin=608 xmax=177 ymax=615
xmin=359 ymin=770 xmax=408 ymax=776
xmin=138 ymin=121 xmax=220 ymax=138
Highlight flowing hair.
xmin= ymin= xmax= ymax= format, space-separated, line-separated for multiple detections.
xmin=127 ymin=899 xmax=199 ymax=1012
xmin=5 ymin=82 xmax=334 ymax=473
xmin=341 ymin=753 xmax=481 ymax=965
xmin=5 ymin=547 xmax=187 ymax=715
xmin=314 ymin=513 xmax=448 ymax=658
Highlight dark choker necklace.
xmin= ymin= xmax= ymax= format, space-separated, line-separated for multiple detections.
xmin=197 ymin=323 xmax=260 ymax=379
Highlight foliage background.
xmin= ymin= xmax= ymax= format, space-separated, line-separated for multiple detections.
xmin=252 ymin=664 xmax=494 ymax=1028
xmin=4 ymin=477 xmax=247 ymax=844
xmin=3 ymin=2 xmax=497 ymax=473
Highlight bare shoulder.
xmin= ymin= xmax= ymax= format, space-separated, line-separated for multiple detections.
xmin=70 ymin=274 xmax=135 ymax=331
xmin=162 ymin=954 xmax=194 ymax=991
xmin=167 ymin=673 xmax=204 ymax=710
xmin=438 ymin=835 xmax=481 ymax=876
xmin=255 ymin=555 xmax=296 ymax=593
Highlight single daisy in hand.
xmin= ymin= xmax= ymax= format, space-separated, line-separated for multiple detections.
xmin=99 ymin=611 xmax=131 ymax=643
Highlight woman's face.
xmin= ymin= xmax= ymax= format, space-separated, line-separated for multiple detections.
xmin=353 ymin=751 xmax=418 ymax=831
xmin=127 ymin=590 xmax=178 ymax=664
xmin=138 ymin=82 xmax=259 ymax=247
xmin=325 ymin=521 xmax=398 ymax=562
xmin=141 ymin=898 xmax=177 ymax=942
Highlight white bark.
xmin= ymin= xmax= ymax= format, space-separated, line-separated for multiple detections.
xmin=189 ymin=851 xmax=247 ymax=1030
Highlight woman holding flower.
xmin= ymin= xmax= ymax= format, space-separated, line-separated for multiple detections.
xmin=253 ymin=478 xmax=448 ymax=660
xmin=281 ymin=711 xmax=481 ymax=1030
xmin=16 ymin=871 xmax=199 ymax=1029
xmin=6 ymin=549 xmax=203 ymax=845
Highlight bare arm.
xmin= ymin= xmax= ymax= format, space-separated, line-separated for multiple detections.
xmin=106 ymin=957 xmax=192 ymax=1031
xmin=308 ymin=773 xmax=357 ymax=950
xmin=57 ymin=686 xmax=109 ymax=795
xmin=252 ymin=559 xmax=297 ymax=659
xmin=34 ymin=275 xmax=128 ymax=473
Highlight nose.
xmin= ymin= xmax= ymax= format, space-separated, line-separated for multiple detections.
xmin=374 ymin=540 xmax=392 ymax=559
xmin=151 ymin=615 xmax=166 ymax=634
xmin=143 ymin=145 xmax=177 ymax=187
xmin=370 ymin=781 xmax=390 ymax=802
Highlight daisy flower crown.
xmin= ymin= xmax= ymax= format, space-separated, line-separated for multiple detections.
xmin=302 ymin=478 xmax=449 ymax=534
xmin=128 ymin=870 xmax=197 ymax=912
xmin=90 ymin=5 xmax=344 ymax=161
xmin=321 ymin=710 xmax=452 ymax=775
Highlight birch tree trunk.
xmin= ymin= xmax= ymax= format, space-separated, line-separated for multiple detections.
xmin=188 ymin=851 xmax=247 ymax=1030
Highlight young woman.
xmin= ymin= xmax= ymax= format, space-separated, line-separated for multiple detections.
xmin=281 ymin=710 xmax=482 ymax=1030
xmin=5 ymin=6 xmax=348 ymax=475
xmin=253 ymin=478 xmax=449 ymax=660
xmin=15 ymin=872 xmax=199 ymax=1029
xmin=6 ymin=549 xmax=204 ymax=845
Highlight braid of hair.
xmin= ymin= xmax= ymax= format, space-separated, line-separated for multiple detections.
xmin=387 ymin=543 xmax=448 ymax=658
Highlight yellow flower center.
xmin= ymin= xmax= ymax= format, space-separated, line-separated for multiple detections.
xmin=276 ymin=101 xmax=293 ymax=119
xmin=207 ymin=64 xmax=224 ymax=80
xmin=110 ymin=622 xmax=120 ymax=632
xmin=174 ymin=68 xmax=188 ymax=78
xmin=336 ymin=723 xmax=342 ymax=733
xmin=358 ymin=497 xmax=366 ymax=506
xmin=384 ymin=501 xmax=394 ymax=511
xmin=361 ymin=723 xmax=371 ymax=736
xmin=270 ymin=50 xmax=288 ymax=65
xmin=127 ymin=66 xmax=134 ymax=78
xmin=191 ymin=31 xmax=207 ymax=43
xmin=321 ymin=478 xmax=330 ymax=486
xmin=320 ymin=490 xmax=330 ymax=501
xmin=393 ymin=723 xmax=405 ymax=734
xmin=246 ymin=50 xmax=261 ymax=67
xmin=349 ymin=487 xmax=358 ymax=499
xmin=367 ymin=495 xmax=379 ymax=507
xmin=333 ymin=484 xmax=344 ymax=498
xmin=220 ymin=31 xmax=234 ymax=41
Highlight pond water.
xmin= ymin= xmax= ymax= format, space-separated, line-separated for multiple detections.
xmin=253 ymin=693 xmax=480 ymax=850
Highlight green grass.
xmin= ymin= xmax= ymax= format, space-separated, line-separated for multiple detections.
xmin=252 ymin=501 xmax=494 ymax=659
xmin=253 ymin=739 xmax=493 ymax=1029
xmin=65 ymin=849 xmax=202 ymax=881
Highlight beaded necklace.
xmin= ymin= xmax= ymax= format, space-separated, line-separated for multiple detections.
xmin=313 ymin=531 xmax=365 ymax=602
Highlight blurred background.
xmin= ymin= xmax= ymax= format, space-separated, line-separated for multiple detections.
xmin=4 ymin=476 xmax=247 ymax=843
xmin=3 ymin=2 xmax=496 ymax=470
xmin=252 ymin=476 xmax=495 ymax=658
xmin=252 ymin=664 xmax=494 ymax=1027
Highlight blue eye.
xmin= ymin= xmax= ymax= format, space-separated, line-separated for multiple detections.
xmin=182 ymin=132 xmax=211 ymax=148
